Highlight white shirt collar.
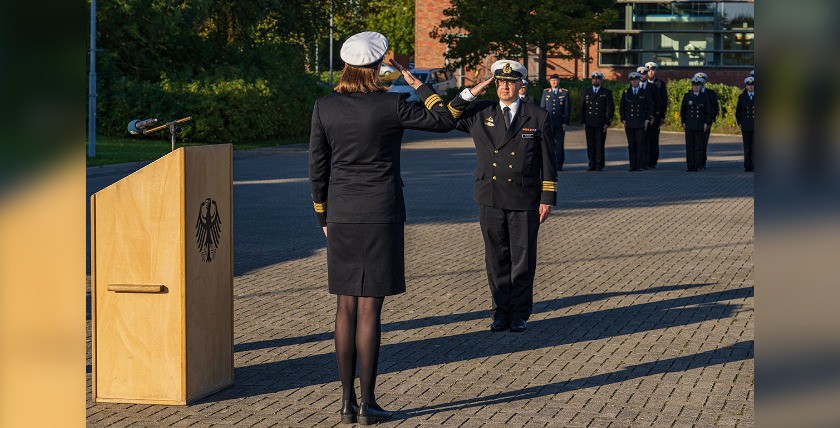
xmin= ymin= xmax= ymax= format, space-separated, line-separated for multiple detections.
xmin=593 ymin=86 xmax=600 ymax=92
xmin=500 ymin=98 xmax=522 ymax=122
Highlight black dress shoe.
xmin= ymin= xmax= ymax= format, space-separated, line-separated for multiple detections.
xmin=649 ymin=165 xmax=657 ymax=169
xmin=509 ymin=319 xmax=527 ymax=333
xmin=586 ymin=167 xmax=596 ymax=172
xmin=340 ymin=400 xmax=359 ymax=424
xmin=358 ymin=403 xmax=392 ymax=425
xmin=628 ymin=168 xmax=638 ymax=172
xmin=490 ymin=318 xmax=509 ymax=332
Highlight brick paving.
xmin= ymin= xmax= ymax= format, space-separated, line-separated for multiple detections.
xmin=87 ymin=127 xmax=753 ymax=427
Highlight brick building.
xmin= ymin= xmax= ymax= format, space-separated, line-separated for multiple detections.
xmin=415 ymin=0 xmax=754 ymax=86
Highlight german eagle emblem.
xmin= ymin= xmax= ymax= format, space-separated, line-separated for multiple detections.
xmin=502 ymin=63 xmax=512 ymax=74
xmin=195 ymin=198 xmax=222 ymax=262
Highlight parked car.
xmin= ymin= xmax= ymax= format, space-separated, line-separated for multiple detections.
xmin=378 ymin=63 xmax=397 ymax=76
xmin=388 ymin=68 xmax=456 ymax=103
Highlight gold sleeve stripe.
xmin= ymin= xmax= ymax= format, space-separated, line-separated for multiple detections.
xmin=313 ymin=202 xmax=326 ymax=213
xmin=425 ymin=94 xmax=443 ymax=110
xmin=447 ymin=103 xmax=463 ymax=119
xmin=542 ymin=181 xmax=557 ymax=192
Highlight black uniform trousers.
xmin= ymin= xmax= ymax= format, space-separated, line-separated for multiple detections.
xmin=625 ymin=127 xmax=646 ymax=170
xmin=479 ymin=205 xmax=539 ymax=322
xmin=685 ymin=130 xmax=705 ymax=171
xmin=742 ymin=131 xmax=754 ymax=171
xmin=584 ymin=126 xmax=607 ymax=170
xmin=647 ymin=118 xmax=662 ymax=168
xmin=552 ymin=126 xmax=565 ymax=170
xmin=702 ymin=127 xmax=712 ymax=168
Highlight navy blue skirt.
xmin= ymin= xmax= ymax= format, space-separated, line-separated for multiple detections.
xmin=327 ymin=223 xmax=405 ymax=297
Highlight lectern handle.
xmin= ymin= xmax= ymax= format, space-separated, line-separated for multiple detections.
xmin=107 ymin=284 xmax=165 ymax=293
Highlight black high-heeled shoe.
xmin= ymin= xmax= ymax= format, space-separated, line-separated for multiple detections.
xmin=340 ymin=400 xmax=359 ymax=424
xmin=357 ymin=402 xmax=392 ymax=425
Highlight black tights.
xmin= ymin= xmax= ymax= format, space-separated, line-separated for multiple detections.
xmin=335 ymin=295 xmax=384 ymax=405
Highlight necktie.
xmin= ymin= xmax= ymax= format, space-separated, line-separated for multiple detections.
xmin=633 ymin=89 xmax=637 ymax=95
xmin=503 ymin=106 xmax=511 ymax=129
xmin=750 ymin=93 xmax=753 ymax=101
xmin=594 ymin=88 xmax=598 ymax=94
xmin=553 ymin=89 xmax=557 ymax=94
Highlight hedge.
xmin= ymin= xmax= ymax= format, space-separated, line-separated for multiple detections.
xmin=97 ymin=71 xmax=330 ymax=145
xmin=444 ymin=78 xmax=744 ymax=134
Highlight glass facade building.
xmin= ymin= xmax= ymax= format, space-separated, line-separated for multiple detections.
xmin=600 ymin=0 xmax=754 ymax=68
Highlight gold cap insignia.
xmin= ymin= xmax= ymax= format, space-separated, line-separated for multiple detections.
xmin=503 ymin=63 xmax=512 ymax=74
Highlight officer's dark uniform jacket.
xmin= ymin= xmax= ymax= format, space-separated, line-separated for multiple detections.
xmin=736 ymin=91 xmax=755 ymax=132
xmin=649 ymin=78 xmax=668 ymax=121
xmin=703 ymin=87 xmax=720 ymax=124
xmin=680 ymin=91 xmax=712 ymax=131
xmin=620 ymin=86 xmax=654 ymax=128
xmin=446 ymin=97 xmax=558 ymax=209
xmin=580 ymin=87 xmax=615 ymax=127
xmin=639 ymin=81 xmax=661 ymax=120
xmin=540 ymin=88 xmax=571 ymax=129
xmin=309 ymin=84 xmax=454 ymax=226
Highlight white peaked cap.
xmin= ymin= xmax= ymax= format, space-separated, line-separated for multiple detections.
xmin=340 ymin=32 xmax=389 ymax=67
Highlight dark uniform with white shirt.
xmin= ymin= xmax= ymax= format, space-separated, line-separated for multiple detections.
xmin=736 ymin=76 xmax=755 ymax=172
xmin=680 ymin=76 xmax=712 ymax=172
xmin=620 ymin=72 xmax=654 ymax=171
xmin=637 ymin=66 xmax=661 ymax=169
xmin=645 ymin=62 xmax=668 ymax=168
xmin=447 ymin=60 xmax=557 ymax=331
xmin=540 ymin=74 xmax=571 ymax=171
xmin=580 ymin=71 xmax=615 ymax=171
xmin=695 ymin=72 xmax=719 ymax=169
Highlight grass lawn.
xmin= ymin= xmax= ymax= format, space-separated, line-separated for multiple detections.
xmin=86 ymin=136 xmax=302 ymax=167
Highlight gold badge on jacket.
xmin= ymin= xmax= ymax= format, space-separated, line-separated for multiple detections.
xmin=484 ymin=117 xmax=495 ymax=127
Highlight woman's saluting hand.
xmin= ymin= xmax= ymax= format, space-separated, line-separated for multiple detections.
xmin=389 ymin=59 xmax=423 ymax=89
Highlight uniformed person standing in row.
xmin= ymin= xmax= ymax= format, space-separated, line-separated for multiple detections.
xmin=637 ymin=65 xmax=661 ymax=170
xmin=694 ymin=72 xmax=719 ymax=170
xmin=645 ymin=62 xmax=668 ymax=168
xmin=580 ymin=71 xmax=614 ymax=171
xmin=518 ymin=79 xmax=536 ymax=104
xmin=736 ymin=76 xmax=755 ymax=172
xmin=620 ymin=72 xmax=653 ymax=171
xmin=680 ymin=76 xmax=712 ymax=172
xmin=540 ymin=74 xmax=571 ymax=171
xmin=447 ymin=60 xmax=557 ymax=333
xmin=308 ymin=32 xmax=457 ymax=425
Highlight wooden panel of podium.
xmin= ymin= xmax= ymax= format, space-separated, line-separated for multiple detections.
xmin=90 ymin=144 xmax=233 ymax=405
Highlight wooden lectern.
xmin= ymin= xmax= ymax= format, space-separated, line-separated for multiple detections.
xmin=90 ymin=144 xmax=233 ymax=405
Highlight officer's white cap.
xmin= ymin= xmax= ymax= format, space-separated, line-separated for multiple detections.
xmin=744 ymin=76 xmax=755 ymax=85
xmin=590 ymin=71 xmax=605 ymax=79
xmin=340 ymin=31 xmax=389 ymax=67
xmin=521 ymin=78 xmax=529 ymax=86
xmin=629 ymin=72 xmax=642 ymax=80
xmin=490 ymin=60 xmax=527 ymax=81
xmin=645 ymin=61 xmax=659 ymax=70
xmin=694 ymin=72 xmax=708 ymax=80
xmin=691 ymin=76 xmax=705 ymax=84
xmin=636 ymin=66 xmax=649 ymax=74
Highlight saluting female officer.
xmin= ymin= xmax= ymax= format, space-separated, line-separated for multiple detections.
xmin=308 ymin=32 xmax=455 ymax=425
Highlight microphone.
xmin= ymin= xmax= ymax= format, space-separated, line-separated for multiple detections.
xmin=127 ymin=118 xmax=159 ymax=135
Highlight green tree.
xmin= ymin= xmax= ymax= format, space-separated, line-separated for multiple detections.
xmin=431 ymin=0 xmax=618 ymax=83
xmin=331 ymin=0 xmax=415 ymax=57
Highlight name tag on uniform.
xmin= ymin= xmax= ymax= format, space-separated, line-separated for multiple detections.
xmin=522 ymin=133 xmax=535 ymax=139
xmin=521 ymin=129 xmax=536 ymax=139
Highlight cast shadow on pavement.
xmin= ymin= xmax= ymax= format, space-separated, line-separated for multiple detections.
xmin=233 ymin=282 xmax=714 ymax=353
xmin=397 ymin=339 xmax=754 ymax=418
xmin=201 ymin=285 xmax=751 ymax=403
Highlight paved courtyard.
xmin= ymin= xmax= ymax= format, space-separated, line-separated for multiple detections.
xmin=87 ymin=127 xmax=754 ymax=427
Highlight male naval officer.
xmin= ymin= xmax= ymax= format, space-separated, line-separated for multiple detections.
xmin=580 ymin=71 xmax=615 ymax=171
xmin=518 ymin=79 xmax=536 ymax=104
xmin=637 ymin=65 xmax=662 ymax=169
xmin=540 ymin=74 xmax=571 ymax=171
xmin=446 ymin=60 xmax=557 ymax=333
xmin=735 ymin=76 xmax=755 ymax=172
xmin=680 ymin=76 xmax=712 ymax=172
xmin=694 ymin=72 xmax=719 ymax=169
xmin=620 ymin=72 xmax=654 ymax=171
xmin=645 ymin=62 xmax=668 ymax=168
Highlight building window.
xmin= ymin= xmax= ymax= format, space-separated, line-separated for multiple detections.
xmin=599 ymin=0 xmax=754 ymax=68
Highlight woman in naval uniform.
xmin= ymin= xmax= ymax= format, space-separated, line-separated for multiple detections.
xmin=308 ymin=31 xmax=456 ymax=425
